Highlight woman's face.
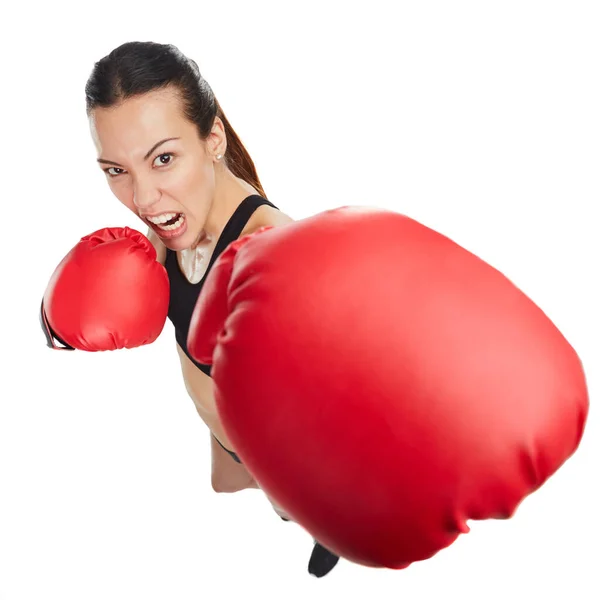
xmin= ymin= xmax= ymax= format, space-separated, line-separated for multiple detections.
xmin=89 ymin=87 xmax=222 ymax=251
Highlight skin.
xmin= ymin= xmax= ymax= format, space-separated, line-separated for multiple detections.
xmin=89 ymin=85 xmax=294 ymax=510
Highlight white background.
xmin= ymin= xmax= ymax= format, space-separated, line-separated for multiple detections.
xmin=1 ymin=1 xmax=599 ymax=598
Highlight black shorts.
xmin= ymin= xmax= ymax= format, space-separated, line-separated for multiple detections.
xmin=213 ymin=434 xmax=242 ymax=464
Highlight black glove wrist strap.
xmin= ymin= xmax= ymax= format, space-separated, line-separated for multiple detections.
xmin=39 ymin=299 xmax=75 ymax=351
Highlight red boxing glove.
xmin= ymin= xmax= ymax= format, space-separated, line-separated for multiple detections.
xmin=42 ymin=227 xmax=169 ymax=351
xmin=187 ymin=206 xmax=588 ymax=569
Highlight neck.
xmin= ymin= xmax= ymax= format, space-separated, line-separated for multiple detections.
xmin=190 ymin=165 xmax=258 ymax=250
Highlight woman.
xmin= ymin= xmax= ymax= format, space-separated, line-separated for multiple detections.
xmin=84 ymin=41 xmax=339 ymax=578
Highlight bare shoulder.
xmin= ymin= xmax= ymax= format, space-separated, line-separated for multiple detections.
xmin=146 ymin=226 xmax=167 ymax=265
xmin=242 ymin=203 xmax=295 ymax=237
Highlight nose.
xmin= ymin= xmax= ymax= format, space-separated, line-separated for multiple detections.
xmin=132 ymin=177 xmax=161 ymax=212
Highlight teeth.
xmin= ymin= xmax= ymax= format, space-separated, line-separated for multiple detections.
xmin=156 ymin=214 xmax=185 ymax=231
xmin=148 ymin=212 xmax=178 ymax=224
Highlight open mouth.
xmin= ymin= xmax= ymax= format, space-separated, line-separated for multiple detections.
xmin=147 ymin=212 xmax=185 ymax=232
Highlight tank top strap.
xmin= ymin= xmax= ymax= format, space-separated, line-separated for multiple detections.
xmin=209 ymin=194 xmax=277 ymax=266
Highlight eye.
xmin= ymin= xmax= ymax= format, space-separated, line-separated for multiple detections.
xmin=105 ymin=167 xmax=126 ymax=177
xmin=153 ymin=152 xmax=174 ymax=167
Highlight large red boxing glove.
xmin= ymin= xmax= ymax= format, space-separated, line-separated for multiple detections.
xmin=187 ymin=206 xmax=588 ymax=569
xmin=41 ymin=227 xmax=169 ymax=351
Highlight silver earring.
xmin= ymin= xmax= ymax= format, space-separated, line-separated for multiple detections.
xmin=216 ymin=154 xmax=223 ymax=160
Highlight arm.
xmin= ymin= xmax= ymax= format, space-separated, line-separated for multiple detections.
xmin=187 ymin=205 xmax=294 ymax=492
xmin=206 ymin=208 xmax=294 ymax=493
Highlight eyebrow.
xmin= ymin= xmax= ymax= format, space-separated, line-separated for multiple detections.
xmin=97 ymin=137 xmax=181 ymax=167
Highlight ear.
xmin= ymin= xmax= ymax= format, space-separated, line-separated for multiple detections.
xmin=208 ymin=115 xmax=227 ymax=158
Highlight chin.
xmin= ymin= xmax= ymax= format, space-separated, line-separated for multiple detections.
xmin=163 ymin=235 xmax=190 ymax=252
xmin=165 ymin=228 xmax=203 ymax=252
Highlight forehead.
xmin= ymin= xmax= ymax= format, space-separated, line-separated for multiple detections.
xmin=89 ymin=88 xmax=196 ymax=153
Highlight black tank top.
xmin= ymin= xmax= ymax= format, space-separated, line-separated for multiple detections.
xmin=165 ymin=194 xmax=278 ymax=376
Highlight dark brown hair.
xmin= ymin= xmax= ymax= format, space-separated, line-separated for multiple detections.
xmin=84 ymin=41 xmax=266 ymax=198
